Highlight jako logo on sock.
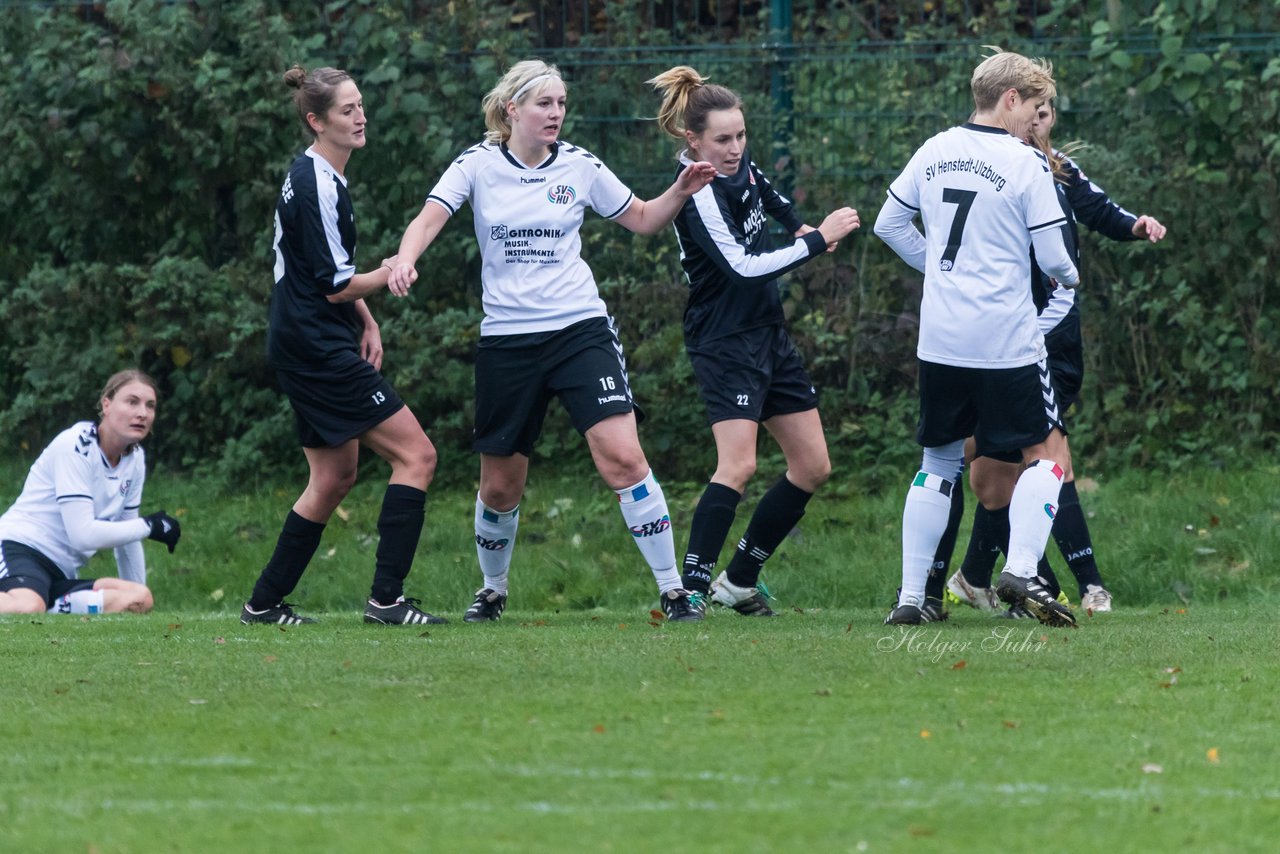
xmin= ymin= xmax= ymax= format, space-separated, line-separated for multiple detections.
xmin=1043 ymin=503 xmax=1057 ymax=520
xmin=475 ymin=536 xmax=509 ymax=551
xmin=630 ymin=515 xmax=671 ymax=537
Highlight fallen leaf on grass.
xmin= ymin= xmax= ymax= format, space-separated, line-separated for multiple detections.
xmin=213 ymin=637 xmax=226 ymax=645
xmin=334 ymin=505 xmax=350 ymax=522
xmin=907 ymin=826 xmax=936 ymax=837
xmin=920 ymin=730 xmax=930 ymax=739
xmin=649 ymin=609 xmax=665 ymax=620
xmin=845 ymin=622 xmax=853 ymax=633
xmin=208 ymin=589 xmax=224 ymax=602
xmin=1002 ymin=720 xmax=1018 ymax=729
xmin=814 ymin=688 xmax=831 ymax=696
xmin=1163 ymin=667 xmax=1182 ymax=674
xmin=189 ymin=699 xmax=208 ymax=705
xmin=264 ymin=655 xmax=277 ymax=663
xmin=1207 ymin=747 xmax=1220 ymax=764
xmin=951 ymin=660 xmax=967 ymax=670
xmin=592 ymin=724 xmax=606 ymax=734
xmin=1142 ymin=763 xmax=1163 ymax=774
xmin=167 ymin=623 xmax=183 ymax=630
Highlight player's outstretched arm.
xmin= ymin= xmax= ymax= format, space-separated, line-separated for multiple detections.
xmin=614 ymin=161 xmax=717 ymax=235
xmin=389 ymin=202 xmax=452 ymax=296
xmin=1131 ymin=214 xmax=1167 ymax=243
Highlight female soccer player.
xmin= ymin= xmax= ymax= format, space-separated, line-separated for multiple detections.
xmin=389 ymin=60 xmax=717 ymax=622
xmin=0 ymin=370 xmax=179 ymax=616
xmin=241 ymin=65 xmax=443 ymax=627
xmin=943 ymin=98 xmax=1167 ymax=616
xmin=646 ymin=66 xmax=860 ymax=619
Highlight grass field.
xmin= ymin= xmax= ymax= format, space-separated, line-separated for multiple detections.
xmin=1 ymin=464 xmax=1278 ymax=851
xmin=2 ymin=604 xmax=1277 ymax=852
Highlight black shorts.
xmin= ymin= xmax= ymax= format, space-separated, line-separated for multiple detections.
xmin=1045 ymin=317 xmax=1083 ymax=412
xmin=0 ymin=541 xmax=95 ymax=607
xmin=687 ymin=325 xmax=818 ymax=425
xmin=917 ymin=359 xmax=1066 ymax=459
xmin=473 ymin=316 xmax=639 ymax=456
xmin=274 ymin=354 xmax=405 ymax=448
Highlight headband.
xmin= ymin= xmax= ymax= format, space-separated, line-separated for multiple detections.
xmin=512 ymin=73 xmax=557 ymax=103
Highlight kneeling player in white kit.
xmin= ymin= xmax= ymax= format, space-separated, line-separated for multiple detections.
xmin=0 ymin=371 xmax=181 ymax=616
xmin=874 ymin=50 xmax=1079 ymax=627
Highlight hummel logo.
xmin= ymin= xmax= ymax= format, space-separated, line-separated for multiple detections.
xmin=475 ymin=535 xmax=509 ymax=551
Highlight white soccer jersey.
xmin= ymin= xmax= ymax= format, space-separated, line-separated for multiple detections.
xmin=884 ymin=123 xmax=1075 ymax=368
xmin=0 ymin=422 xmax=147 ymax=577
xmin=427 ymin=140 xmax=635 ymax=335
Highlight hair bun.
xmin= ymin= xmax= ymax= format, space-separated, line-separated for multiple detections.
xmin=283 ymin=64 xmax=307 ymax=89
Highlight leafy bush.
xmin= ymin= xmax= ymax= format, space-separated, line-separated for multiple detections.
xmin=1 ymin=0 xmax=1275 ymax=488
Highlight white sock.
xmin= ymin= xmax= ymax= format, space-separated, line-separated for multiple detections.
xmin=615 ymin=470 xmax=681 ymax=593
xmin=901 ymin=472 xmax=955 ymax=606
xmin=1006 ymin=460 xmax=1064 ymax=578
xmin=48 ymin=589 xmax=104 ymax=615
xmin=474 ymin=496 xmax=518 ymax=595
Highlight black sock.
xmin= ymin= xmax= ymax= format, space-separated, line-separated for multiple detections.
xmin=724 ymin=476 xmax=813 ymax=589
xmin=959 ymin=504 xmax=1008 ymax=588
xmin=369 ymin=484 xmax=427 ymax=606
xmin=1037 ymin=557 xmax=1061 ymax=600
xmin=249 ymin=510 xmax=325 ymax=610
xmin=1052 ymin=480 xmax=1104 ymax=595
xmin=681 ymin=482 xmax=741 ymax=593
xmin=926 ymin=477 xmax=965 ymax=601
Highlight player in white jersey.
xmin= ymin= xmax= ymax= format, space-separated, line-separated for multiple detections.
xmin=874 ymin=50 xmax=1080 ymax=627
xmin=0 ymin=371 xmax=180 ymax=615
xmin=390 ymin=60 xmax=717 ymax=621
xmin=941 ymin=99 xmax=1167 ymax=617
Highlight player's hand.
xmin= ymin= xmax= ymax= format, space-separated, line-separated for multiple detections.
xmin=360 ymin=319 xmax=383 ymax=370
xmin=1132 ymin=215 xmax=1167 ymax=243
xmin=387 ymin=262 xmax=417 ymax=297
xmin=796 ymin=224 xmax=837 ymax=253
xmin=817 ymin=207 xmax=860 ymax=247
xmin=674 ymin=161 xmax=718 ymax=195
xmin=143 ymin=510 xmax=181 ymax=554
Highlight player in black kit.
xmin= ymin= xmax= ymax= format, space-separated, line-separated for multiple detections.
xmin=648 ymin=66 xmax=860 ymax=620
xmin=241 ymin=65 xmax=444 ymax=627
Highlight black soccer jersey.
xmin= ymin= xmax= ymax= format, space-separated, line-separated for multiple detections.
xmin=672 ymin=150 xmax=827 ymax=346
xmin=268 ymin=149 xmax=362 ymax=369
xmin=1033 ymin=152 xmax=1139 ymax=332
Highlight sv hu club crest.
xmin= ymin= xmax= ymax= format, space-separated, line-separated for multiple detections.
xmin=547 ymin=184 xmax=576 ymax=205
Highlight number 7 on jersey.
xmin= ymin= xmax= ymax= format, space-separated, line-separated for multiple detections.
xmin=939 ymin=188 xmax=976 ymax=272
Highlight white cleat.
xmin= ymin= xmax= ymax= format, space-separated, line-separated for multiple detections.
xmin=945 ymin=570 xmax=1003 ymax=612
xmin=1081 ymin=584 xmax=1113 ymax=614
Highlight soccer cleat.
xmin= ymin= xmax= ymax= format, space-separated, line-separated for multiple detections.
xmin=995 ymin=604 xmax=1036 ymax=619
xmin=920 ymin=596 xmax=950 ymax=623
xmin=945 ymin=571 xmax=1003 ymax=612
xmin=659 ymin=588 xmax=706 ymax=622
xmin=884 ymin=603 xmax=923 ymax=625
xmin=464 ymin=588 xmax=508 ymax=622
xmin=240 ymin=601 xmax=316 ymax=626
xmin=995 ymin=570 xmax=1076 ymax=627
xmin=1081 ymin=584 xmax=1113 ymax=613
xmin=363 ymin=596 xmax=448 ymax=625
xmin=709 ymin=571 xmax=776 ymax=617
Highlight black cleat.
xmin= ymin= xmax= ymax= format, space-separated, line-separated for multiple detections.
xmin=363 ymin=596 xmax=448 ymax=625
xmin=241 ymin=601 xmax=317 ymax=626
xmin=995 ymin=571 xmax=1076 ymax=627
xmin=884 ymin=603 xmax=924 ymax=625
xmin=920 ymin=596 xmax=950 ymax=623
xmin=660 ymin=589 xmax=706 ymax=622
xmin=994 ymin=604 xmax=1036 ymax=619
xmin=463 ymin=588 xmax=508 ymax=623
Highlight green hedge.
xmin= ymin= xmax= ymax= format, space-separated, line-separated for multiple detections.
xmin=1 ymin=0 xmax=1276 ymax=487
